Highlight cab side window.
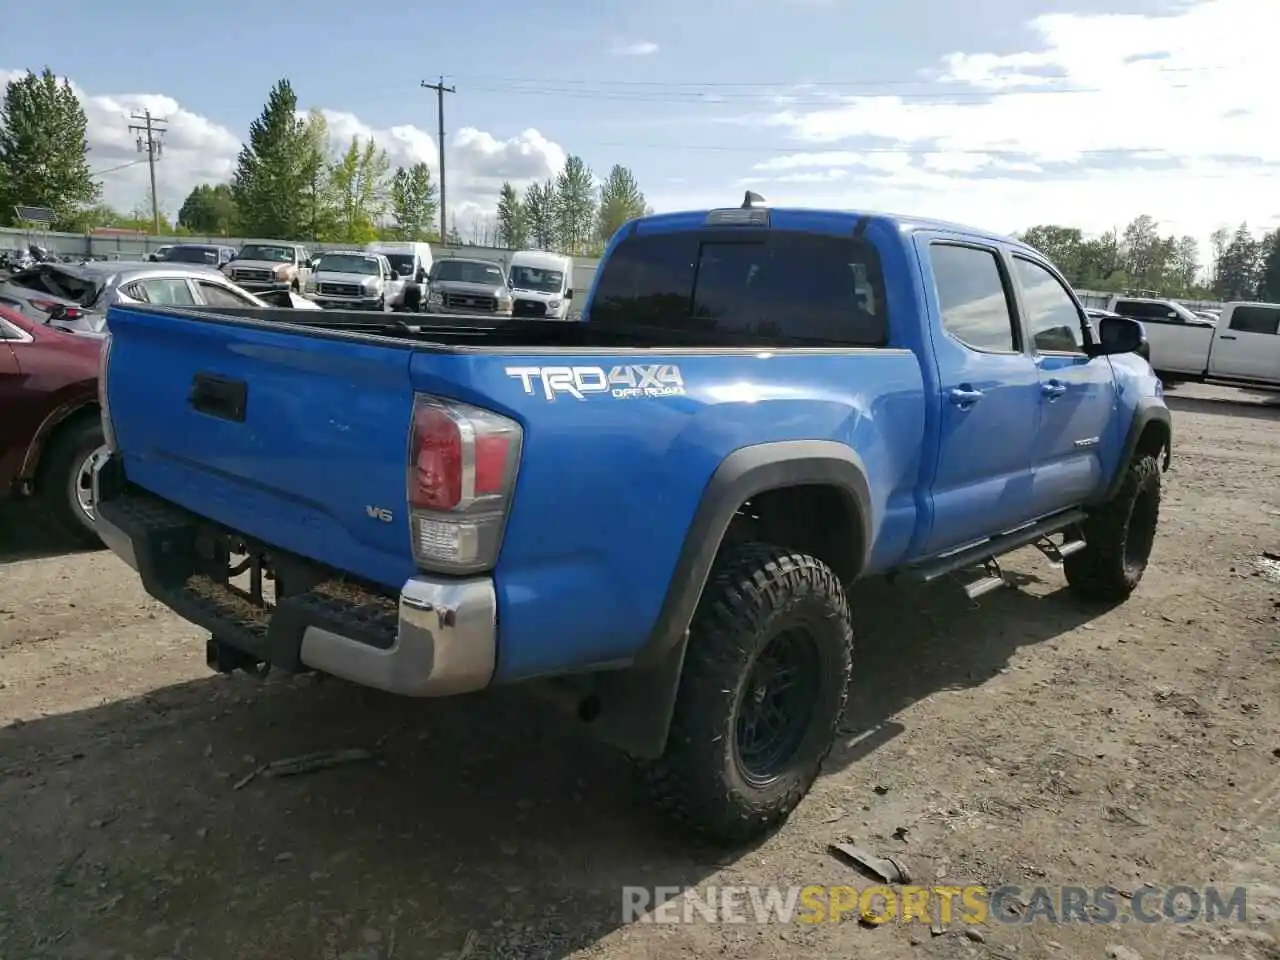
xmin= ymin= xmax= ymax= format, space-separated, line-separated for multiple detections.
xmin=1012 ymin=256 xmax=1086 ymax=354
xmin=930 ymin=243 xmax=1019 ymax=353
xmin=1227 ymin=305 xmax=1280 ymax=335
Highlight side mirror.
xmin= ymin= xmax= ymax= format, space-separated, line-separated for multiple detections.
xmin=566 ymin=288 xmax=575 ymax=300
xmin=1091 ymin=315 xmax=1146 ymax=357
xmin=417 ymin=268 xmax=427 ymax=283
xmin=390 ymin=270 xmax=400 ymax=281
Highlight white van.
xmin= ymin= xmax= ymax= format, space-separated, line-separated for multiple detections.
xmin=506 ymin=250 xmax=574 ymax=320
xmin=365 ymin=241 xmax=433 ymax=309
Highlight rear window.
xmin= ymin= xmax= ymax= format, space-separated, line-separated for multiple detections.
xmin=589 ymin=230 xmax=888 ymax=346
xmin=166 ymin=246 xmax=219 ymax=264
xmin=1227 ymin=305 xmax=1280 ymax=335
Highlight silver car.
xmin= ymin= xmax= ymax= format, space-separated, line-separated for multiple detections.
xmin=0 ymin=260 xmax=312 ymax=332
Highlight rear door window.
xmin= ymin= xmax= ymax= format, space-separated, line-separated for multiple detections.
xmin=589 ymin=230 xmax=887 ymax=346
xmin=1114 ymin=300 xmax=1178 ymax=323
xmin=929 ymin=243 xmax=1019 ymax=353
xmin=1227 ymin=305 xmax=1280 ymax=335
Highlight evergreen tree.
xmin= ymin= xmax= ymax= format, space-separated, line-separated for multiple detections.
xmin=389 ymin=162 xmax=438 ymax=241
xmin=1256 ymin=229 xmax=1280 ymax=302
xmin=523 ymin=179 xmax=556 ymax=250
xmin=1215 ymin=222 xmax=1261 ymax=301
xmin=595 ymin=164 xmax=647 ymax=243
xmin=495 ymin=181 xmax=528 ymax=249
xmin=554 ymin=156 xmax=596 ymax=255
xmin=0 ymin=68 xmax=99 ymax=229
xmin=231 ymin=79 xmax=309 ymax=238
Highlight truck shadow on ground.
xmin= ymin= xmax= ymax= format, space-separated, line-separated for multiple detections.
xmin=0 ymin=555 xmax=1102 ymax=960
xmin=0 ymin=504 xmax=98 ymax=565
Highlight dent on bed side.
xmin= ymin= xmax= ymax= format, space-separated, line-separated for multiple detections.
xmin=570 ymin=439 xmax=874 ymax=759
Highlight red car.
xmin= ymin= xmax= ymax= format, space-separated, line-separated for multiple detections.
xmin=0 ymin=303 xmax=107 ymax=546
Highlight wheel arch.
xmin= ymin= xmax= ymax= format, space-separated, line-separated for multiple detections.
xmin=19 ymin=394 xmax=100 ymax=491
xmin=1094 ymin=399 xmax=1171 ymax=506
xmin=557 ymin=440 xmax=873 ymax=759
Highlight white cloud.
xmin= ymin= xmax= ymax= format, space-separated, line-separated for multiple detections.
xmin=611 ymin=40 xmax=659 ymax=56
xmin=728 ymin=0 xmax=1280 ymax=248
xmin=0 ymin=68 xmax=566 ymax=228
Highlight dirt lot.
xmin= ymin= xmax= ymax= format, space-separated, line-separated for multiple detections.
xmin=2 ymin=384 xmax=1278 ymax=960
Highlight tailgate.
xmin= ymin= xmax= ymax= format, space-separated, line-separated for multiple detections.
xmin=103 ymin=306 xmax=418 ymax=588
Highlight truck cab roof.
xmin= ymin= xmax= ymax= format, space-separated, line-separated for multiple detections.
xmin=628 ymin=205 xmax=1028 ymax=251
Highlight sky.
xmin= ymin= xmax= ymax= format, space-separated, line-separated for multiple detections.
xmin=1 ymin=0 xmax=1277 ymax=252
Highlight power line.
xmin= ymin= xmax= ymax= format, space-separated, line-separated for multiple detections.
xmin=90 ymin=158 xmax=149 ymax=178
xmin=127 ymin=110 xmax=167 ymax=234
xmin=445 ymin=64 xmax=1221 ymax=89
xmin=421 ymin=76 xmax=456 ymax=240
xmin=569 ymin=141 xmax=1280 ymax=162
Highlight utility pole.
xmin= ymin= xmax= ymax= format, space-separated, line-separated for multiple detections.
xmin=420 ymin=76 xmax=455 ymax=242
xmin=128 ymin=110 xmax=167 ymax=234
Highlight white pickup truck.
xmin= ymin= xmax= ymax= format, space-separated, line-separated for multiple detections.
xmin=1106 ymin=296 xmax=1280 ymax=388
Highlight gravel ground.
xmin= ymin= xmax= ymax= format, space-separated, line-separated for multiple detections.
xmin=1 ymin=383 xmax=1278 ymax=960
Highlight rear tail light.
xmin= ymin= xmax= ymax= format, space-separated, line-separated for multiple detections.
xmin=98 ymin=330 xmax=117 ymax=453
xmin=29 ymin=299 xmax=82 ymax=321
xmin=407 ymin=395 xmax=522 ymax=574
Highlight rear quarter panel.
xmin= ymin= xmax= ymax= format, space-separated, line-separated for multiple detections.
xmin=418 ymin=347 xmax=927 ymax=682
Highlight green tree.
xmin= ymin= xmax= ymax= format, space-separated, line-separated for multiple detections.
xmin=1215 ymin=222 xmax=1261 ymax=301
xmin=327 ymin=135 xmax=390 ymax=243
xmin=59 ymin=203 xmax=126 ymax=233
xmin=595 ymin=164 xmax=648 ymax=244
xmin=389 ymin=162 xmax=438 ymax=241
xmin=523 ymin=179 xmax=556 ymax=250
xmin=495 ymin=181 xmax=528 ymax=249
xmin=1076 ymin=230 xmax=1123 ymax=289
xmin=1257 ymin=229 xmax=1280 ymax=302
xmin=299 ymin=109 xmax=338 ymax=241
xmin=231 ymin=79 xmax=309 ymax=239
xmin=1170 ymin=236 xmax=1200 ymax=296
xmin=1209 ymin=226 xmax=1230 ymax=292
xmin=1017 ymin=225 xmax=1084 ymax=280
xmin=1120 ymin=215 xmax=1177 ymax=290
xmin=0 ymin=68 xmax=99 ymax=229
xmin=176 ymin=183 xmax=238 ymax=234
xmin=553 ymin=155 xmax=596 ymax=255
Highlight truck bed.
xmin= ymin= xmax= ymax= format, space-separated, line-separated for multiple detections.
xmin=182 ymin=305 xmax=833 ymax=351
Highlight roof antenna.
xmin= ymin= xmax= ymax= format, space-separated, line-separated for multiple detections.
xmin=742 ymin=190 xmax=766 ymax=209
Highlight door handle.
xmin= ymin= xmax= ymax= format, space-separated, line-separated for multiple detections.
xmin=1218 ymin=334 xmax=1237 ymax=340
xmin=1041 ymin=380 xmax=1067 ymax=400
xmin=948 ymin=386 xmax=984 ymax=406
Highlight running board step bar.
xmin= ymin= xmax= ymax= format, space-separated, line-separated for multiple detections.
xmin=1034 ymin=534 xmax=1088 ymax=566
xmin=963 ymin=558 xmax=1008 ymax=600
xmin=907 ymin=509 xmax=1088 ymax=585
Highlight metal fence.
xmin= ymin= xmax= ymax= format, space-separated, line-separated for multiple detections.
xmin=0 ymin=226 xmax=601 ymax=298
xmin=1075 ymin=289 xmax=1225 ymax=312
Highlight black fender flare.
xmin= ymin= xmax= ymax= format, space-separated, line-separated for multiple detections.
xmin=581 ymin=440 xmax=873 ymax=759
xmin=1092 ymin=399 xmax=1172 ymax=505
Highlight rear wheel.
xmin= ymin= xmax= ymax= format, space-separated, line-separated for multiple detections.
xmin=642 ymin=543 xmax=854 ymax=843
xmin=37 ymin=417 xmax=108 ymax=548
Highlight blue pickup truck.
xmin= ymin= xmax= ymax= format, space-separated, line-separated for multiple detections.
xmin=90 ymin=197 xmax=1171 ymax=843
